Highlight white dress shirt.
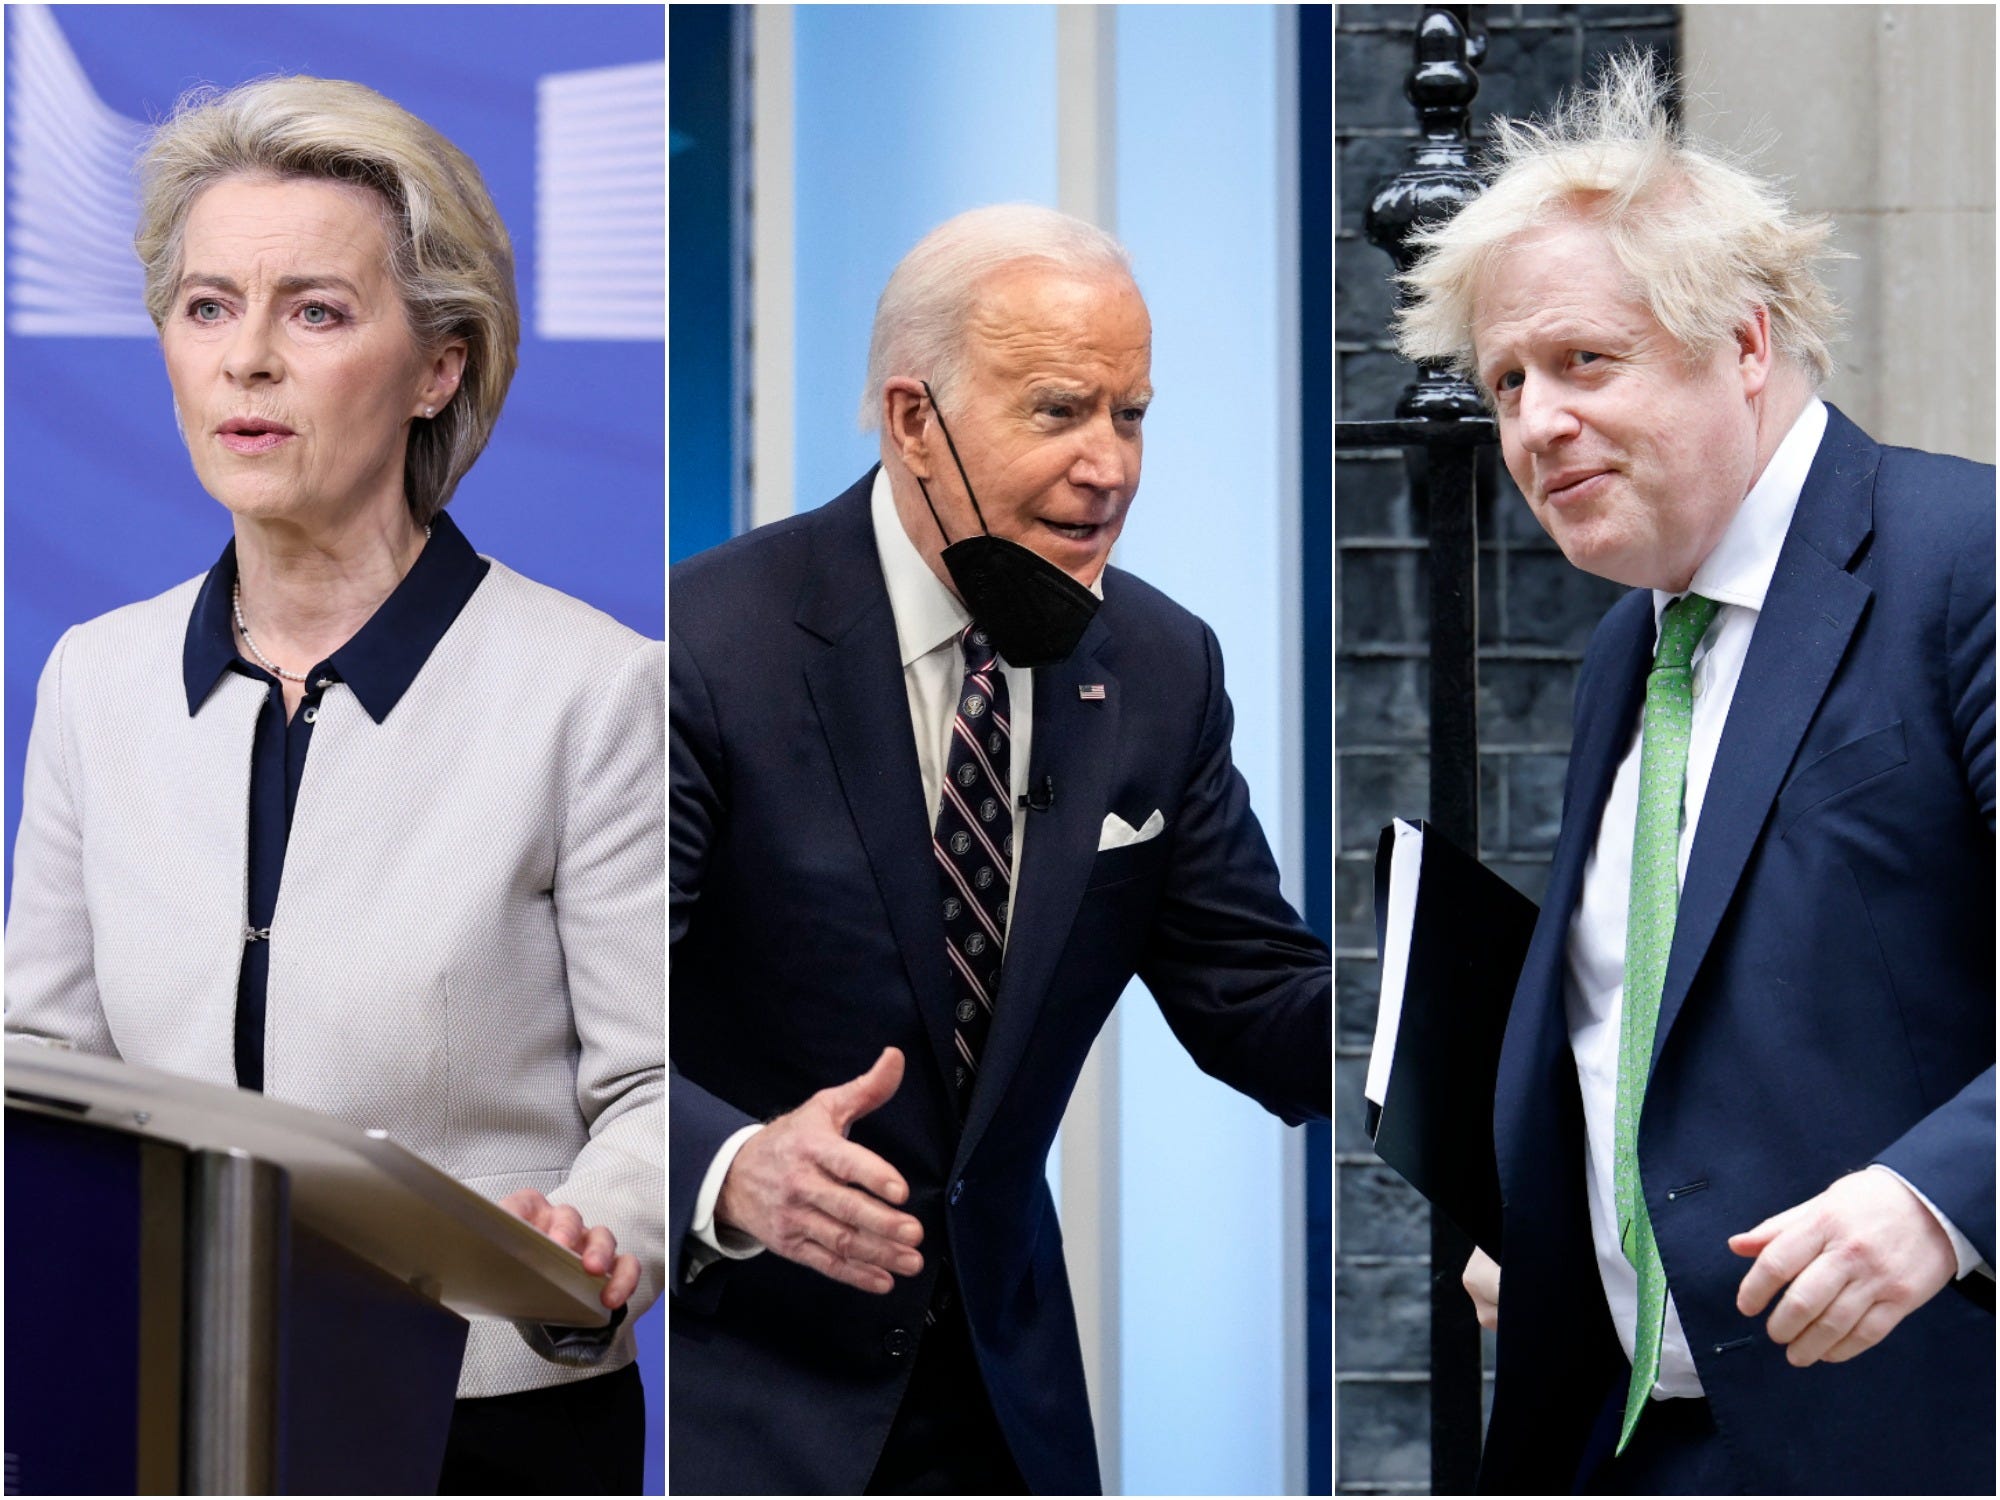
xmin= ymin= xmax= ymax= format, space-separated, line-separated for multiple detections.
xmin=870 ymin=467 xmax=1036 ymax=888
xmin=687 ymin=469 xmax=1092 ymax=1272
xmin=1563 ymin=398 xmax=1982 ymax=1402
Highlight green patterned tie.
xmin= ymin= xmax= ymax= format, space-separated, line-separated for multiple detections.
xmin=1614 ymin=591 xmax=1720 ymax=1455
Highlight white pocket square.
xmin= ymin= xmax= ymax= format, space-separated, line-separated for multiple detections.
xmin=1098 ymin=809 xmax=1165 ymax=851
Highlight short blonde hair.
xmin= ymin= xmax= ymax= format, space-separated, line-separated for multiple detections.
xmin=1396 ymin=51 xmax=1842 ymax=388
xmin=135 ymin=76 xmax=520 ymax=522
xmin=860 ymin=203 xmax=1134 ymax=430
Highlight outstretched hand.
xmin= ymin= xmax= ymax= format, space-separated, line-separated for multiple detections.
xmin=1729 ymin=1169 xmax=1957 ymax=1367
xmin=717 ymin=1047 xmax=925 ymax=1294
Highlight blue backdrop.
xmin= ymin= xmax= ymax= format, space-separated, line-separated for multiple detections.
xmin=671 ymin=6 xmax=1328 ymax=1489
xmin=3 ymin=6 xmax=665 ymax=1490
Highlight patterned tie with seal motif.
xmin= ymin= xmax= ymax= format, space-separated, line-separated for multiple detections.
xmin=933 ymin=623 xmax=1013 ymax=1116
xmin=1615 ymin=590 xmax=1721 ymax=1454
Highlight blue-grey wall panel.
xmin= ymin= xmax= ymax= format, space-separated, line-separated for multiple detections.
xmin=792 ymin=3 xmax=1056 ymax=514
xmin=1114 ymin=9 xmax=1293 ymax=1491
xmin=669 ymin=2 xmax=736 ymax=562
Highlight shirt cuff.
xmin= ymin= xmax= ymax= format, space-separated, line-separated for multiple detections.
xmin=1869 ymin=1164 xmax=1990 ymax=1280
xmin=684 ymin=1123 xmax=767 ymax=1284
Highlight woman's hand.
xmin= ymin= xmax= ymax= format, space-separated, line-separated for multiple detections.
xmin=499 ymin=1188 xmax=641 ymax=1310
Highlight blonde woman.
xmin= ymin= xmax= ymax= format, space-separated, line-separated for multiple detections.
xmin=5 ymin=77 xmax=660 ymax=1493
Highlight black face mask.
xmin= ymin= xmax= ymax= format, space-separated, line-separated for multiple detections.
xmin=914 ymin=381 xmax=1101 ymax=669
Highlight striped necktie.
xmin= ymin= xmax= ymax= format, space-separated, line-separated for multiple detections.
xmin=932 ymin=624 xmax=1013 ymax=1116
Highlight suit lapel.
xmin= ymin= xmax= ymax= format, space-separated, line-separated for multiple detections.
xmin=958 ymin=613 xmax=1119 ymax=1163
xmin=1549 ymin=598 xmax=1655 ymax=952
xmin=798 ymin=478 xmax=961 ymax=1100
xmin=1497 ymin=592 xmax=1651 ymax=1187
xmin=1655 ymin=406 xmax=1877 ymax=1057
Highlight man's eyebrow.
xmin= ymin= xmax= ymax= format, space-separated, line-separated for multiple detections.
xmin=1483 ymin=313 xmax=1627 ymax=354
xmin=1027 ymin=384 xmax=1092 ymax=406
xmin=1023 ymin=384 xmax=1155 ymax=407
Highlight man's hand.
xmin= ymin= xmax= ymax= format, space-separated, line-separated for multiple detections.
xmin=716 ymin=1047 xmax=925 ymax=1294
xmin=1462 ymin=1247 xmax=1501 ymax=1332
xmin=1729 ymin=1169 xmax=1957 ymax=1367
xmin=499 ymin=1189 xmax=642 ymax=1311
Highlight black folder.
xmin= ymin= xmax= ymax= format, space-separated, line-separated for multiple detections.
xmin=1366 ymin=819 xmax=1538 ymax=1258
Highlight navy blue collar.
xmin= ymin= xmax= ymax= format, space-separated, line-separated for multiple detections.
xmin=182 ymin=510 xmax=490 ymax=722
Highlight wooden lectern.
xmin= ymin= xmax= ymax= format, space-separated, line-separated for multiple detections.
xmin=3 ymin=1038 xmax=611 ymax=1495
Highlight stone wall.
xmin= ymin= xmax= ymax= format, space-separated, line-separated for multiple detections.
xmin=1681 ymin=5 xmax=1996 ymax=463
xmin=1334 ymin=7 xmax=1678 ymax=1492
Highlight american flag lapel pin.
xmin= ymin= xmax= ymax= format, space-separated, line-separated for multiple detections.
xmin=1078 ymin=684 xmax=1106 ymax=701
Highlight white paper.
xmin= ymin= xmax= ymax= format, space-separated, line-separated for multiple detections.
xmin=1364 ymin=818 xmax=1425 ymax=1108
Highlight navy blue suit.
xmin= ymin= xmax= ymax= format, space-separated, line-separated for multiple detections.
xmin=669 ymin=473 xmax=1329 ymax=1494
xmin=1482 ymin=407 xmax=1995 ymax=1493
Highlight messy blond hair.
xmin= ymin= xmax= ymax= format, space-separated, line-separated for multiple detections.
xmin=1396 ymin=51 xmax=1842 ymax=387
xmin=136 ymin=76 xmax=520 ymax=522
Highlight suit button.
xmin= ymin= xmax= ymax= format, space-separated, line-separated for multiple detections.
xmin=950 ymin=1179 xmax=965 ymax=1206
xmin=883 ymin=1327 xmax=912 ymax=1358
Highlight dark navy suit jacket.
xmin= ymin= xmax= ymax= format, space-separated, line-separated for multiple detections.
xmin=668 ymin=472 xmax=1330 ymax=1494
xmin=1480 ymin=407 xmax=1995 ymax=1494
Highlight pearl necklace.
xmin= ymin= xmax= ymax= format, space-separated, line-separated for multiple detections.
xmin=232 ymin=524 xmax=432 ymax=682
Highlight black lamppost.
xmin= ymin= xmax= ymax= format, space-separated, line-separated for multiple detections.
xmin=1335 ymin=7 xmax=1492 ymax=1491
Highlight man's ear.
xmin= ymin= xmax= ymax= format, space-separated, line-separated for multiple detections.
xmin=1736 ymin=303 xmax=1774 ymax=399
xmin=882 ymin=378 xmax=934 ymax=479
